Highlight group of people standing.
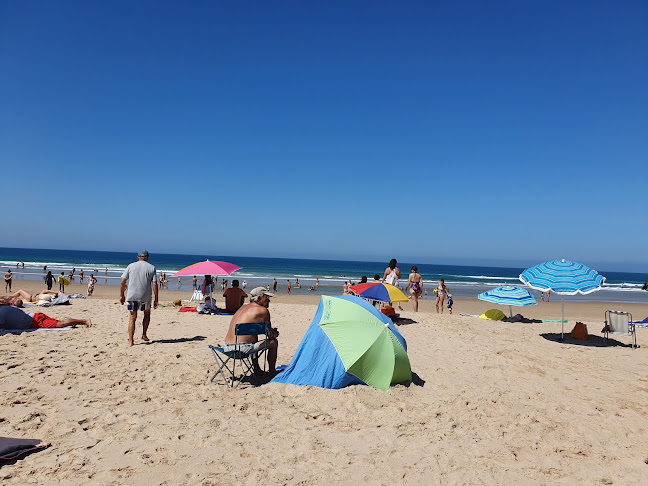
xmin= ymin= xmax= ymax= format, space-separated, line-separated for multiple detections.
xmin=383 ymin=259 xmax=452 ymax=314
xmin=338 ymin=259 xmax=452 ymax=314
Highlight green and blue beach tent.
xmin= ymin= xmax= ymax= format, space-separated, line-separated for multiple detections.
xmin=270 ymin=295 xmax=412 ymax=390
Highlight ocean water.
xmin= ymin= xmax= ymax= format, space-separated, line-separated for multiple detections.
xmin=1 ymin=247 xmax=647 ymax=304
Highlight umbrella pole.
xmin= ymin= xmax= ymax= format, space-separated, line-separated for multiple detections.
xmin=561 ymin=296 xmax=565 ymax=340
xmin=509 ymin=305 xmax=512 ymax=317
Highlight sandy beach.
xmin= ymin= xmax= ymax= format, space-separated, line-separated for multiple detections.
xmin=2 ymin=282 xmax=647 ymax=485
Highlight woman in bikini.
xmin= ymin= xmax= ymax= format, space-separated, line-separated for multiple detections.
xmin=406 ymin=266 xmax=423 ymax=312
xmin=10 ymin=289 xmax=60 ymax=304
xmin=435 ymin=279 xmax=449 ymax=313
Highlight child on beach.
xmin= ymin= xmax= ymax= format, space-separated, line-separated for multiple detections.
xmin=87 ymin=274 xmax=97 ymax=296
xmin=447 ymin=294 xmax=454 ymax=314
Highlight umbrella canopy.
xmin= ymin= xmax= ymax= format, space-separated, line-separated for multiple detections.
xmin=349 ymin=282 xmax=409 ymax=303
xmin=270 ymin=295 xmax=412 ymax=390
xmin=478 ymin=285 xmax=537 ymax=317
xmin=519 ymin=259 xmax=605 ymax=339
xmin=519 ymin=259 xmax=605 ymax=295
xmin=171 ymin=260 xmax=241 ymax=277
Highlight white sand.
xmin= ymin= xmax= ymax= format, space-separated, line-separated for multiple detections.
xmin=1 ymin=288 xmax=648 ymax=484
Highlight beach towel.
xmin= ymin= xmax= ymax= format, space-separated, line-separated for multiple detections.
xmin=37 ymin=294 xmax=70 ymax=307
xmin=179 ymin=307 xmax=198 ymax=312
xmin=0 ymin=327 xmax=72 ymax=334
xmin=632 ymin=317 xmax=648 ymax=329
xmin=0 ymin=437 xmax=49 ymax=461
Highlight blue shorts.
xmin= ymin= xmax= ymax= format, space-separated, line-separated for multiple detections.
xmin=127 ymin=301 xmax=151 ymax=312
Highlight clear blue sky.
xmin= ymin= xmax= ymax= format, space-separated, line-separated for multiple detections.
xmin=1 ymin=1 xmax=646 ymax=271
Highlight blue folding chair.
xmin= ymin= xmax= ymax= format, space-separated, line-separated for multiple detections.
xmin=209 ymin=323 xmax=270 ymax=388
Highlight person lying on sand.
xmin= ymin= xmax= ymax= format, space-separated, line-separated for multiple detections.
xmin=0 ymin=296 xmax=24 ymax=307
xmin=0 ymin=305 xmax=91 ymax=329
xmin=10 ymin=289 xmax=62 ymax=304
xmin=224 ymin=287 xmax=279 ymax=377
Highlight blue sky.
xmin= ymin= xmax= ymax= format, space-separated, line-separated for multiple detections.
xmin=1 ymin=1 xmax=646 ymax=271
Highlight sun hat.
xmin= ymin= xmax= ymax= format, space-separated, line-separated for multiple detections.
xmin=250 ymin=287 xmax=274 ymax=301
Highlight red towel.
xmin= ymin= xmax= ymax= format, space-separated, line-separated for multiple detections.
xmin=179 ymin=307 xmax=198 ymax=312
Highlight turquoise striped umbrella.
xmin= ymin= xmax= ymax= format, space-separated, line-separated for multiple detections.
xmin=478 ymin=286 xmax=537 ymax=317
xmin=519 ymin=259 xmax=605 ymax=339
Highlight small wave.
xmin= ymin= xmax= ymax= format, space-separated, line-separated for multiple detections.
xmin=445 ymin=274 xmax=517 ymax=281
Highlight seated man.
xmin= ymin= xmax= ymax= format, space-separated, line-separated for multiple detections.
xmin=224 ymin=287 xmax=278 ymax=377
xmin=222 ymin=279 xmax=247 ymax=314
xmin=0 ymin=305 xmax=91 ymax=329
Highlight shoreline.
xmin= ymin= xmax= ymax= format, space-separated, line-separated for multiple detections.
xmin=6 ymin=271 xmax=648 ymax=305
xmin=3 ymin=249 xmax=647 ymax=304
xmin=8 ymin=281 xmax=647 ymax=325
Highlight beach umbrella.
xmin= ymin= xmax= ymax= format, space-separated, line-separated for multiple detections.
xmin=271 ymin=295 xmax=412 ymax=390
xmin=348 ymin=282 xmax=409 ymax=303
xmin=171 ymin=260 xmax=241 ymax=301
xmin=171 ymin=260 xmax=241 ymax=277
xmin=478 ymin=285 xmax=537 ymax=317
xmin=519 ymin=259 xmax=605 ymax=339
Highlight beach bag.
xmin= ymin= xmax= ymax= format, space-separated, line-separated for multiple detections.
xmin=571 ymin=322 xmax=588 ymax=340
xmin=381 ymin=306 xmax=395 ymax=316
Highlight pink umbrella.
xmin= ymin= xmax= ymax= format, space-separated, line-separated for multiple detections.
xmin=171 ymin=260 xmax=241 ymax=277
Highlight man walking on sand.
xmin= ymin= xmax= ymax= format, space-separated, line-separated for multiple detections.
xmin=120 ymin=250 xmax=158 ymax=347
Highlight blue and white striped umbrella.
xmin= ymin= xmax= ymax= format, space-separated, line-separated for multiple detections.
xmin=519 ymin=259 xmax=605 ymax=295
xmin=519 ymin=259 xmax=605 ymax=339
xmin=478 ymin=286 xmax=537 ymax=317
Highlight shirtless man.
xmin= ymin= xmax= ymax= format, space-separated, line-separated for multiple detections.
xmin=224 ymin=287 xmax=278 ymax=377
xmin=222 ymin=279 xmax=247 ymax=314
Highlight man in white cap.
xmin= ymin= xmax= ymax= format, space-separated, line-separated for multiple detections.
xmin=120 ymin=250 xmax=158 ymax=347
xmin=224 ymin=287 xmax=279 ymax=377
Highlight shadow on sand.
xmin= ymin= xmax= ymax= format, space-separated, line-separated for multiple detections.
xmin=540 ymin=333 xmax=637 ymax=349
xmin=148 ymin=335 xmax=207 ymax=345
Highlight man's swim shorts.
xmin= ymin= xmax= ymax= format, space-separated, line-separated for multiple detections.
xmin=127 ymin=301 xmax=151 ymax=312
xmin=30 ymin=312 xmax=59 ymax=328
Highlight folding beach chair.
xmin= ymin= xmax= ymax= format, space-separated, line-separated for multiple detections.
xmin=189 ymin=290 xmax=204 ymax=302
xmin=208 ymin=323 xmax=270 ymax=388
xmin=603 ymin=310 xmax=637 ymax=349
